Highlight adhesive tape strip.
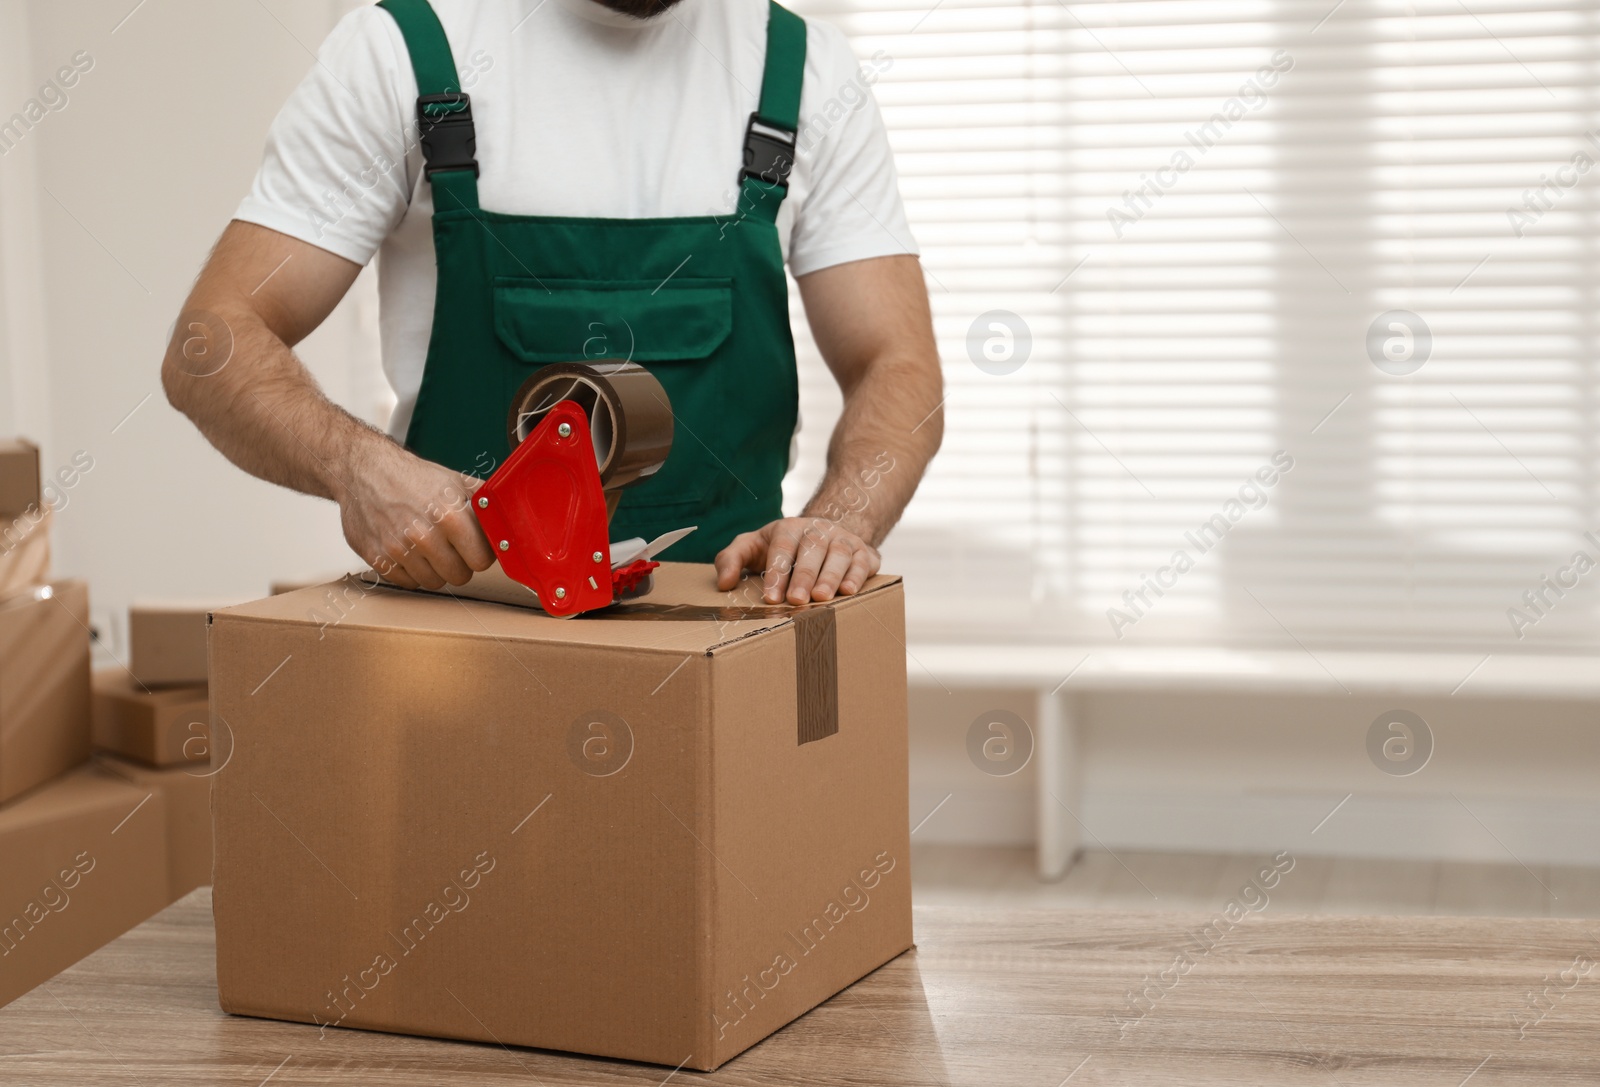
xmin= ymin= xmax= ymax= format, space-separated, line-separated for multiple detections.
xmin=505 ymin=360 xmax=674 ymax=490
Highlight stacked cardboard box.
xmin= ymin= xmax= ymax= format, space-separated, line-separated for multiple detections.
xmin=0 ymin=439 xmax=41 ymax=520
xmin=0 ymin=441 xmax=48 ymax=599
xmin=92 ymin=755 xmax=214 ymax=902
xmin=0 ymin=763 xmax=170 ymax=1007
xmin=91 ymin=667 xmax=209 ymax=768
xmin=127 ymin=602 xmax=216 ymax=687
xmin=0 ymin=442 xmax=87 ymax=813
xmin=87 ymin=604 xmax=222 ymax=910
xmin=0 ymin=437 xmax=220 ymax=1009
xmin=0 ymin=581 xmax=91 ymax=803
xmin=92 ymin=598 xmax=225 ymax=771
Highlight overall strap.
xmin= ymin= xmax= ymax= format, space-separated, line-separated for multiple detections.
xmin=378 ymin=0 xmax=480 ymax=213
xmin=739 ymin=1 xmax=807 ymax=223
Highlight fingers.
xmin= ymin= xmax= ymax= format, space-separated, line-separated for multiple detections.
xmin=371 ymin=556 xmax=417 ymax=590
xmin=735 ymin=519 xmax=878 ymax=603
xmin=783 ymin=521 xmax=837 ymax=605
xmin=388 ymin=535 xmax=449 ymax=591
xmin=364 ymin=529 xmax=453 ymax=592
xmin=715 ymin=530 xmax=766 ymax=590
xmin=838 ymin=545 xmax=880 ymax=596
xmin=417 ymin=530 xmax=475 ymax=587
xmin=440 ymin=501 xmax=496 ymax=574
xmin=761 ymin=520 xmax=809 ymax=604
xmin=808 ymin=536 xmax=860 ymax=602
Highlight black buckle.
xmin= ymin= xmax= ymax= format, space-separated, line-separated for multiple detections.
xmin=739 ymin=113 xmax=796 ymax=188
xmin=416 ymin=92 xmax=479 ymax=179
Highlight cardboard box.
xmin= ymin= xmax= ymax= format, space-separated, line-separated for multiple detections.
xmin=91 ymin=667 xmax=208 ymax=767
xmin=0 ymin=439 xmax=41 ymax=519
xmin=211 ymin=563 xmax=912 ymax=1070
xmin=0 ymin=504 xmax=50 ymax=597
xmin=129 ymin=602 xmax=220 ymax=687
xmin=0 ymin=581 xmax=91 ymax=805
xmin=0 ymin=763 xmax=170 ymax=1008
xmin=93 ymin=755 xmax=213 ymax=901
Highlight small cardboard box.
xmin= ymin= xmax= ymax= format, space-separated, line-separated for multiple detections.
xmin=211 ymin=563 xmax=912 ymax=1070
xmin=0 ymin=581 xmax=91 ymax=805
xmin=0 ymin=763 xmax=170 ymax=1008
xmin=0 ymin=505 xmax=50 ymax=597
xmin=129 ymin=602 xmax=219 ymax=687
xmin=91 ymin=667 xmax=208 ymax=767
xmin=94 ymin=755 xmax=213 ymax=901
xmin=0 ymin=439 xmax=41 ymax=519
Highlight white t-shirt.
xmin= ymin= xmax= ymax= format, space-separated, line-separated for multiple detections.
xmin=236 ymin=0 xmax=916 ymax=440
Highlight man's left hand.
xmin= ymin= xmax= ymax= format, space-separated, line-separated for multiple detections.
xmin=714 ymin=518 xmax=881 ymax=605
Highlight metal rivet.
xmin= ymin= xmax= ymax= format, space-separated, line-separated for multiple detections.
xmin=498 ymin=540 xmax=510 ymax=551
xmin=477 ymin=496 xmax=488 ymax=508
xmin=592 ymin=551 xmax=604 ymax=563
xmin=557 ymin=422 xmax=572 ymax=438
xmin=554 ymin=587 xmax=567 ymax=599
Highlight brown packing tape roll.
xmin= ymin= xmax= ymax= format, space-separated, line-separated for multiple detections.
xmin=505 ymin=361 xmax=674 ymax=492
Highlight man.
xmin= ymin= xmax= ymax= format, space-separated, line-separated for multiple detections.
xmin=163 ymin=0 xmax=941 ymax=606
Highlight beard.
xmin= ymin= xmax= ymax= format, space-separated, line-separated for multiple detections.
xmin=589 ymin=0 xmax=685 ymax=16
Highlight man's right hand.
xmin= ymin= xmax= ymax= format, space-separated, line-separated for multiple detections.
xmin=337 ymin=440 xmax=496 ymax=591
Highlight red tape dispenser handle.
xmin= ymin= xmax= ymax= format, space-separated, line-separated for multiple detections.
xmin=473 ymin=360 xmax=676 ymax=617
xmin=472 ymin=400 xmax=612 ymax=618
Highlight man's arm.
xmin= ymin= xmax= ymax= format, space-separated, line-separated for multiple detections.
xmin=714 ymin=254 xmax=943 ymax=604
xmin=161 ymin=220 xmax=494 ymax=590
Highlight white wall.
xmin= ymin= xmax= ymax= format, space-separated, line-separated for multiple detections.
xmin=0 ymin=2 xmax=54 ymax=449
xmin=5 ymin=0 xmax=382 ymax=657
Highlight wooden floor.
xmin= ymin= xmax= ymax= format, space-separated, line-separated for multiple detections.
xmin=912 ymin=843 xmax=1600 ymax=917
xmin=6 ymin=889 xmax=1600 ymax=1085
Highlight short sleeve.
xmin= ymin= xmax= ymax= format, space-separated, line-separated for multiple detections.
xmin=233 ymin=6 xmax=420 ymax=266
xmin=787 ymin=20 xmax=918 ymax=278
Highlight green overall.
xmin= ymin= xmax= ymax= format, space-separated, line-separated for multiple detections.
xmin=377 ymin=0 xmax=806 ymax=563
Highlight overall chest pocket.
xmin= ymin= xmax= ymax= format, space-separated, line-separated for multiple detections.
xmin=493 ymin=276 xmax=737 ymax=515
xmin=492 ymin=277 xmax=733 ymax=364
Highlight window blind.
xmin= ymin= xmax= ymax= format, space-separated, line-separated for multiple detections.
xmin=783 ymin=0 xmax=1600 ymax=650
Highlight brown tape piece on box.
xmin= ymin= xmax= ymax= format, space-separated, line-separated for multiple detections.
xmin=793 ymin=607 xmax=838 ymax=745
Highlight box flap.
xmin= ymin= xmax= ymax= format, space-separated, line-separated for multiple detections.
xmin=212 ymin=563 xmax=902 ymax=655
